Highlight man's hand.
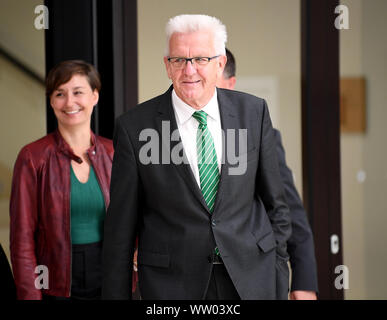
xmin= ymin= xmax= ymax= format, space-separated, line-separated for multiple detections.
xmin=290 ymin=290 xmax=317 ymax=300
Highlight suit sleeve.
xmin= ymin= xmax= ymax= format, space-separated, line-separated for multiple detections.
xmin=274 ymin=130 xmax=319 ymax=292
xmin=102 ymin=117 xmax=140 ymax=299
xmin=10 ymin=147 xmax=42 ymax=300
xmin=256 ymin=100 xmax=292 ymax=257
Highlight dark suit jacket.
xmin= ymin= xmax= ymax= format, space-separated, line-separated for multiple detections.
xmin=102 ymin=86 xmax=291 ymax=300
xmin=273 ymin=130 xmax=318 ymax=292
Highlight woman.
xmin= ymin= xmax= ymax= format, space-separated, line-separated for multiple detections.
xmin=10 ymin=60 xmax=113 ymax=300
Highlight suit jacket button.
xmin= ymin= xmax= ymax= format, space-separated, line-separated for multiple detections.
xmin=211 ymin=220 xmax=216 ymax=227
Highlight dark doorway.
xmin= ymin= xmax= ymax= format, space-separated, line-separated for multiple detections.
xmin=301 ymin=0 xmax=344 ymax=300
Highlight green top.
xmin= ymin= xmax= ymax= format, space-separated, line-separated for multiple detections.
xmin=70 ymin=164 xmax=105 ymax=244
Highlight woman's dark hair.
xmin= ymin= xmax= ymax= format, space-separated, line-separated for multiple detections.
xmin=46 ymin=60 xmax=101 ymax=97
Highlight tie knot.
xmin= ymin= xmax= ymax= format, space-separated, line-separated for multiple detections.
xmin=192 ymin=111 xmax=208 ymax=126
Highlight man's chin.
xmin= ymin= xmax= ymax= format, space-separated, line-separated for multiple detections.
xmin=178 ymin=90 xmax=200 ymax=104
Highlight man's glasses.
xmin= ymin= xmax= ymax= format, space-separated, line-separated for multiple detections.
xmin=167 ymin=55 xmax=220 ymax=69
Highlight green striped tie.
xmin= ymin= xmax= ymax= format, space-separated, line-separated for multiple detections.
xmin=192 ymin=111 xmax=220 ymax=213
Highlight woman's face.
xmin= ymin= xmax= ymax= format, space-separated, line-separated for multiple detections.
xmin=50 ymin=74 xmax=99 ymax=129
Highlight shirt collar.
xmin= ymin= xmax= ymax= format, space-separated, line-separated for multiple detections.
xmin=172 ymin=89 xmax=219 ymax=125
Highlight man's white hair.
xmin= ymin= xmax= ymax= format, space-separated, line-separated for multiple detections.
xmin=165 ymin=14 xmax=227 ymax=56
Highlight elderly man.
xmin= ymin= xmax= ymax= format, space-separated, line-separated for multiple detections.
xmin=102 ymin=14 xmax=291 ymax=300
xmin=218 ymin=48 xmax=318 ymax=300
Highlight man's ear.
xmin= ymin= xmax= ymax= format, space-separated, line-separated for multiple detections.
xmin=216 ymin=55 xmax=227 ymax=79
xmin=218 ymin=54 xmax=227 ymax=72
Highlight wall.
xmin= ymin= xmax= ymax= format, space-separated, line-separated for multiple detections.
xmin=340 ymin=0 xmax=387 ymax=299
xmin=0 ymin=0 xmax=45 ymax=78
xmin=361 ymin=0 xmax=387 ymax=299
xmin=0 ymin=0 xmax=46 ymax=260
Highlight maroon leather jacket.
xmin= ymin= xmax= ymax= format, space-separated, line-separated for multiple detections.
xmin=10 ymin=130 xmax=113 ymax=299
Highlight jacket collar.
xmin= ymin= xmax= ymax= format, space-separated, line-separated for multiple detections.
xmin=158 ymin=86 xmax=237 ymax=121
xmin=54 ymin=129 xmax=97 ymax=164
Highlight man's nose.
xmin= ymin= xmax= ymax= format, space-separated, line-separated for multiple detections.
xmin=183 ymin=59 xmax=196 ymax=75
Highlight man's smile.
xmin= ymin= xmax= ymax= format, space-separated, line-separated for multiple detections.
xmin=182 ymin=80 xmax=201 ymax=85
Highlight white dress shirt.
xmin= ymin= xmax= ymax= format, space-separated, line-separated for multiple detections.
xmin=171 ymin=89 xmax=222 ymax=188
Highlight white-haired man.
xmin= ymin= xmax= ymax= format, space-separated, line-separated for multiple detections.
xmin=102 ymin=14 xmax=291 ymax=300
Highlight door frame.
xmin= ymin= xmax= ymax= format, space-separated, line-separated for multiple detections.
xmin=301 ymin=0 xmax=344 ymax=300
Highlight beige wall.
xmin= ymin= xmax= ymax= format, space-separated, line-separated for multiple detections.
xmin=138 ymin=0 xmax=303 ymax=197
xmin=361 ymin=0 xmax=387 ymax=299
xmin=0 ymin=0 xmax=45 ymax=78
xmin=340 ymin=0 xmax=365 ymax=300
xmin=0 ymin=0 xmax=46 ymax=261
xmin=340 ymin=0 xmax=387 ymax=299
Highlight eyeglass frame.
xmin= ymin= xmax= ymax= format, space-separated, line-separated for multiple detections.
xmin=167 ymin=55 xmax=221 ymax=68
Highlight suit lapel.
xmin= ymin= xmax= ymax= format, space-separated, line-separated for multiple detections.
xmin=155 ymin=87 xmax=240 ymax=215
xmin=156 ymin=87 xmax=210 ymax=212
xmin=212 ymin=89 xmax=239 ymax=215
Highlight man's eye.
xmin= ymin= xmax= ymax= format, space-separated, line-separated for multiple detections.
xmin=174 ymin=58 xmax=184 ymax=63
xmin=194 ymin=57 xmax=206 ymax=62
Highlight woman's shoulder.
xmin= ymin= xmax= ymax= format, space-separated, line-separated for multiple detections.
xmin=14 ymin=133 xmax=56 ymax=169
xmin=18 ymin=133 xmax=56 ymax=158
